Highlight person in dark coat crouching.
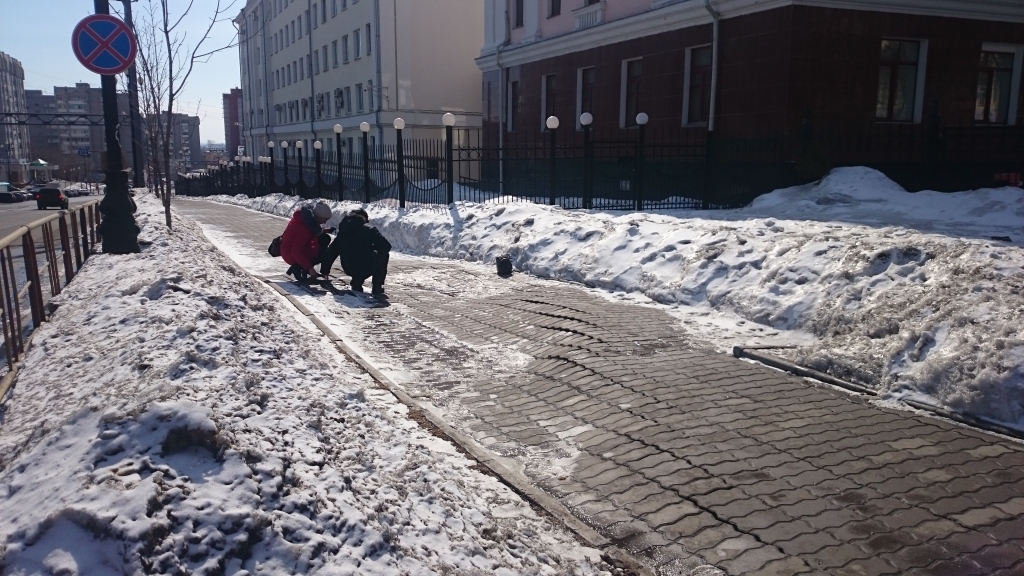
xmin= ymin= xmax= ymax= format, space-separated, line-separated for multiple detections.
xmin=322 ymin=208 xmax=391 ymax=294
xmin=281 ymin=202 xmax=333 ymax=281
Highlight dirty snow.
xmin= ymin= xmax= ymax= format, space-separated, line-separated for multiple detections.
xmin=0 ymin=195 xmax=611 ymax=574
xmin=205 ymin=167 xmax=1024 ymax=431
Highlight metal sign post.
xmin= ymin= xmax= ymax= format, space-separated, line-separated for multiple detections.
xmin=73 ymin=5 xmax=140 ymax=254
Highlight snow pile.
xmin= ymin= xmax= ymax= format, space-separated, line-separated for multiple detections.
xmin=206 ymin=167 xmax=1024 ymax=431
xmin=0 ymin=195 xmax=610 ymax=574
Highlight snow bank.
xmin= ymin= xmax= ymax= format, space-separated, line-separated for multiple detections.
xmin=0 ymin=195 xmax=610 ymax=574
xmin=206 ymin=167 xmax=1024 ymax=431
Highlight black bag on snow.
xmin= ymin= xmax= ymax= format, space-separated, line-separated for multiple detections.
xmin=268 ymin=235 xmax=283 ymax=257
xmin=496 ymin=254 xmax=513 ymax=276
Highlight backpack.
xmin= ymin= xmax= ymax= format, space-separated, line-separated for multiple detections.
xmin=496 ymin=254 xmax=513 ymax=276
xmin=268 ymin=235 xmax=283 ymax=258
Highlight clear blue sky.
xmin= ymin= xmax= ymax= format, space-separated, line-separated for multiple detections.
xmin=0 ymin=0 xmax=241 ymax=144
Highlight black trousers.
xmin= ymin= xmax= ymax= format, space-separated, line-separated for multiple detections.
xmin=350 ymin=252 xmax=389 ymax=290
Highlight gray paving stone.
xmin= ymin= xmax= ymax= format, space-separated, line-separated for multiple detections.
xmin=176 ymin=199 xmax=1024 ymax=576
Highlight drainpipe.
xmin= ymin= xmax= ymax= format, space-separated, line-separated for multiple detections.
xmin=704 ymin=0 xmax=720 ymax=132
xmin=496 ymin=1 xmax=511 ymax=194
xmin=307 ymin=0 xmax=316 ymax=143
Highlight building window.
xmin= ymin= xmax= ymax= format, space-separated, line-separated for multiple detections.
xmin=312 ymin=4 xmax=318 ymax=27
xmin=300 ymin=58 xmax=305 ymax=80
xmin=542 ymin=74 xmax=556 ymax=129
xmin=368 ymin=80 xmax=374 ymax=109
xmin=314 ymin=50 xmax=320 ymax=74
xmin=307 ymin=54 xmax=312 ymax=77
xmin=332 ymin=0 xmax=337 ymax=16
xmin=513 ymin=0 xmax=524 ymax=28
xmin=323 ymin=46 xmax=329 ymax=72
xmin=322 ymin=1 xmax=326 ymax=23
xmin=976 ymin=51 xmax=1016 ymax=124
xmin=343 ymin=35 xmax=349 ymax=63
xmin=876 ymin=39 xmax=922 ymax=122
xmin=684 ymin=45 xmax=712 ymax=125
xmin=354 ymin=29 xmax=361 ymax=59
xmin=332 ymin=40 xmax=339 ymax=67
xmin=345 ymin=86 xmax=352 ymax=113
xmin=342 ymin=0 xmax=347 ymax=9
xmin=508 ymin=80 xmax=519 ymax=132
xmin=356 ymin=83 xmax=364 ymax=111
xmin=621 ymin=59 xmax=642 ymax=127
xmin=366 ymin=24 xmax=372 ymax=55
xmin=577 ymin=67 xmax=595 ymax=128
xmin=549 ymin=0 xmax=560 ymax=17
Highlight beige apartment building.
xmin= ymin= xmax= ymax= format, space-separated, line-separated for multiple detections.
xmin=235 ymin=0 xmax=484 ymax=162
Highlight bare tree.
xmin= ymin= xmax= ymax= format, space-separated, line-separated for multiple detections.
xmin=132 ymin=0 xmax=237 ymax=229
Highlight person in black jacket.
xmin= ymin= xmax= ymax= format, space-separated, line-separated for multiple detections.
xmin=321 ymin=208 xmax=392 ymax=294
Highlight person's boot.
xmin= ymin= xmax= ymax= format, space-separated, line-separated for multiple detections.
xmin=371 ymin=285 xmax=385 ymax=296
xmin=286 ymin=264 xmax=300 ymax=278
xmin=351 ymin=283 xmax=364 ymax=293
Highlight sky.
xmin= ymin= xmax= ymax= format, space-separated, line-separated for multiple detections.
xmin=0 ymin=0 xmax=241 ymax=144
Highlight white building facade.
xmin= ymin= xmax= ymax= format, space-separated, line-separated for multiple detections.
xmin=0 ymin=51 xmax=30 ymax=183
xmin=235 ymin=0 xmax=484 ymax=161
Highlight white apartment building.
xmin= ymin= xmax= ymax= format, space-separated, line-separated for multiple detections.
xmin=235 ymin=0 xmax=484 ymax=161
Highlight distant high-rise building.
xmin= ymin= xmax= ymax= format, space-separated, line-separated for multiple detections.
xmin=24 ymin=83 xmax=137 ymax=181
xmin=0 ymin=51 xmax=30 ymax=183
xmin=147 ymin=112 xmax=202 ymax=172
xmin=223 ymin=88 xmax=243 ymax=156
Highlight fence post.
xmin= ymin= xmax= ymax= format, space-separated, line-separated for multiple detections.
xmin=442 ymin=113 xmax=456 ymax=204
xmin=394 ymin=118 xmax=407 ymax=208
xmin=314 ymin=141 xmax=323 ymax=199
xmin=634 ymin=113 xmax=648 ymax=211
xmin=22 ymin=232 xmax=44 ymax=328
xmin=58 ymin=215 xmax=74 ymax=284
xmin=361 ymin=123 xmax=371 ymax=203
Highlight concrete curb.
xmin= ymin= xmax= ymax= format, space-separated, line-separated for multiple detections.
xmin=262 ymin=278 xmax=656 ymax=576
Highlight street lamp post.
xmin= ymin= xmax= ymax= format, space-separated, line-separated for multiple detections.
xmin=313 ymin=141 xmax=322 ymax=199
xmin=360 ymin=122 xmax=371 ymax=203
xmin=267 ymin=141 xmax=275 ymax=193
xmin=393 ymin=118 xmax=406 ymax=208
xmin=546 ymin=115 xmax=559 ymax=206
xmin=581 ymin=113 xmax=593 ymax=209
xmin=295 ymin=140 xmax=304 ymax=198
xmin=94 ymin=0 xmax=140 ymax=253
xmin=442 ymin=113 xmax=456 ymax=205
xmin=280 ymin=141 xmax=289 ymax=195
xmin=334 ymin=124 xmax=343 ymax=199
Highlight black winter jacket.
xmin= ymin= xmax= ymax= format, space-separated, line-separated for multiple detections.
xmin=322 ymin=214 xmax=391 ymax=277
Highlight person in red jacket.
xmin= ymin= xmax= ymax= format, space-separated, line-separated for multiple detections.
xmin=281 ymin=202 xmax=333 ymax=281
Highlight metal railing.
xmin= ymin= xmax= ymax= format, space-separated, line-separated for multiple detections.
xmin=0 ymin=200 xmax=100 ymax=385
xmin=175 ymin=113 xmax=1024 ymax=211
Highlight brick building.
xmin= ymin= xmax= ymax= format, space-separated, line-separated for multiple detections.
xmin=223 ymin=87 xmax=243 ymax=156
xmin=478 ymin=0 xmax=1023 ymax=136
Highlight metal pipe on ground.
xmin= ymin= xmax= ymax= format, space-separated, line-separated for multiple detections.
xmin=732 ymin=346 xmax=876 ymax=396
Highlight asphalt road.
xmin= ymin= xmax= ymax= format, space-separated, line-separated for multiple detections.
xmin=0 ymin=195 xmax=99 ymax=240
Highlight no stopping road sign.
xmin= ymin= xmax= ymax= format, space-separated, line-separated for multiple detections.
xmin=72 ymin=14 xmax=137 ymax=75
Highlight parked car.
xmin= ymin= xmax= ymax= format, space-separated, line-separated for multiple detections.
xmin=0 ymin=192 xmax=16 ymax=203
xmin=66 ymin=189 xmax=79 ymax=198
xmin=14 ymin=192 xmax=29 ymax=201
xmin=35 ymin=188 xmax=69 ymax=210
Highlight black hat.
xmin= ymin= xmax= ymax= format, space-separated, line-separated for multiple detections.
xmin=351 ymin=208 xmax=368 ymax=221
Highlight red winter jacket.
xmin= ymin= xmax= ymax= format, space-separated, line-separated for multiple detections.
xmin=280 ymin=209 xmax=322 ymax=271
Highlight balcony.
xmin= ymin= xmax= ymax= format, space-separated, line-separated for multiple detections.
xmin=573 ymin=1 xmax=605 ymax=31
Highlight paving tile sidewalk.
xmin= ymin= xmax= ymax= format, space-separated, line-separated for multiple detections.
xmin=176 ymin=199 xmax=1024 ymax=576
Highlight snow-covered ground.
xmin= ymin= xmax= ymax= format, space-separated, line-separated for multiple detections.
xmin=205 ymin=167 xmax=1024 ymax=432
xmin=0 ymin=195 xmax=613 ymax=574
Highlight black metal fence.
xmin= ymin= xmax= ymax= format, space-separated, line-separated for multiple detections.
xmin=175 ymin=117 xmax=1024 ymax=210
